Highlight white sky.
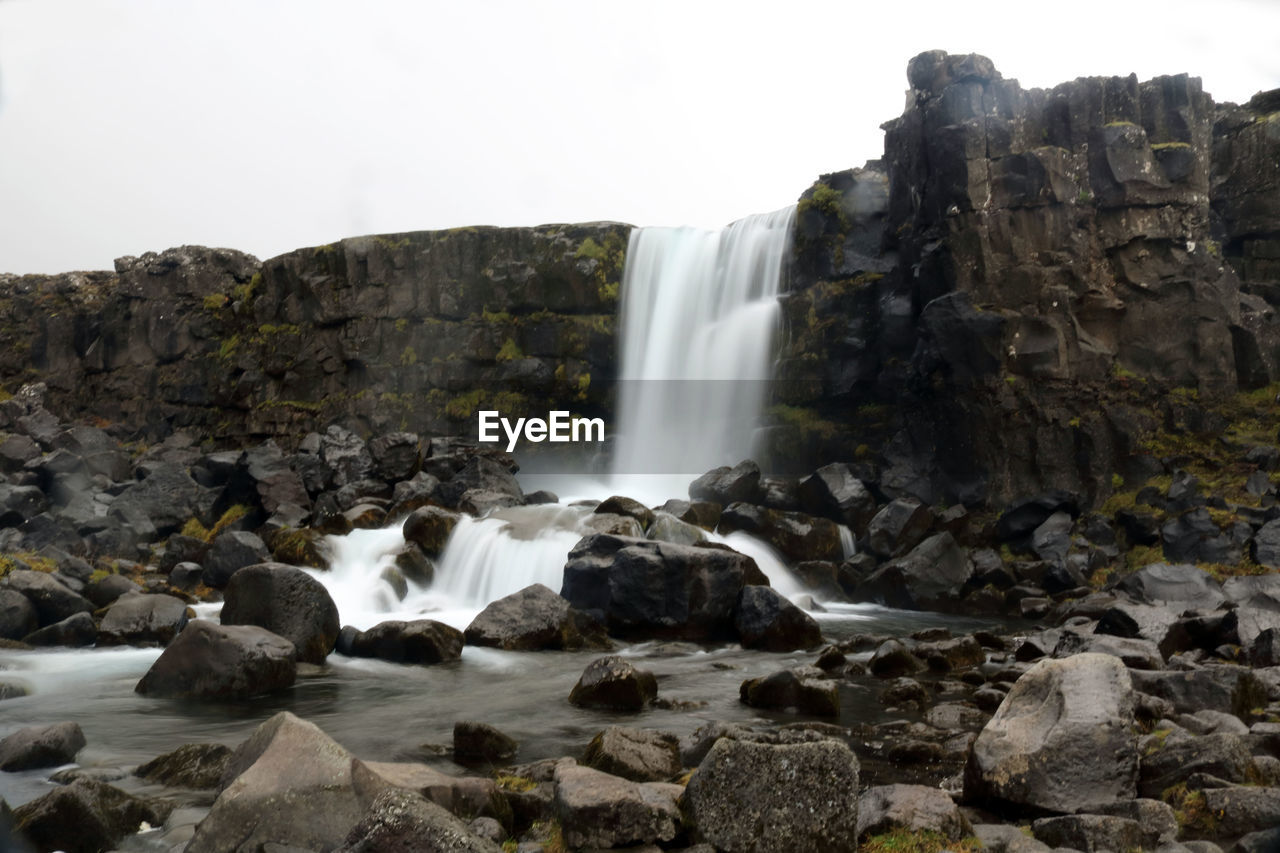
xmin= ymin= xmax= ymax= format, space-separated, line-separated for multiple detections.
xmin=2 ymin=0 xmax=1278 ymax=274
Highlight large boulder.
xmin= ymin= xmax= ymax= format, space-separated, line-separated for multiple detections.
xmin=335 ymin=787 xmax=501 ymax=853
xmin=0 ymin=569 xmax=92 ymax=626
xmin=108 ymin=461 xmax=204 ymax=537
xmin=690 ymin=460 xmax=763 ymax=505
xmin=402 ymin=505 xmax=462 ymax=556
xmin=96 ymin=592 xmax=190 ymax=646
xmin=463 ymin=583 xmax=610 ymax=651
xmin=432 ymin=455 xmax=523 ymax=510
xmin=23 ymin=611 xmax=96 ymax=647
xmin=964 ymin=653 xmax=1138 ymax=813
xmin=135 ymin=620 xmax=297 ymax=699
xmin=1113 ymin=562 xmax=1225 ymax=608
xmin=12 ymin=778 xmax=172 ymax=853
xmin=560 ymin=533 xmax=767 ymax=641
xmin=866 ymin=498 xmax=934 ymax=558
xmin=187 ymin=712 xmax=367 ymax=853
xmin=1129 ymin=666 xmax=1268 ymax=718
xmin=568 ymin=655 xmax=657 ymax=711
xmin=682 ymin=738 xmax=860 ymax=852
xmin=796 ymin=462 xmax=876 ymax=531
xmin=734 ymin=585 xmax=823 ymax=651
xmin=857 ymin=784 xmax=972 ymax=841
xmin=347 ymin=620 xmax=463 ymax=664
xmin=452 ymin=721 xmax=517 ymax=763
xmin=553 ymin=763 xmax=682 ymax=850
xmin=0 ymin=588 xmax=38 ymax=640
xmin=582 ymin=726 xmax=682 ymax=782
xmin=739 ymin=667 xmax=840 ymax=717
xmin=220 ymin=563 xmax=340 ymax=664
xmin=717 ymin=502 xmax=843 ymax=563
xmin=0 ymin=721 xmax=85 ymax=771
xmin=135 ymin=743 xmax=232 ymax=789
xmin=851 ymin=532 xmax=972 ymax=610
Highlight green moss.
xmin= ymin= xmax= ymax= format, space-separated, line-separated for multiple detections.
xmin=373 ymin=235 xmax=412 ymax=250
xmin=208 ymin=505 xmax=250 ymax=540
xmin=496 ymin=338 xmax=522 ymax=362
xmin=233 ymin=272 xmax=262 ymax=305
xmin=495 ymin=774 xmax=536 ymax=793
xmin=313 ymin=243 xmax=338 ymax=257
xmin=1104 ymin=120 xmax=1138 ymax=128
xmin=400 ymin=346 xmax=418 ymax=366
xmin=256 ymin=399 xmax=322 ymax=414
xmin=575 ymin=372 xmax=590 ymax=400
xmin=597 ymin=280 xmax=619 ymax=303
xmin=767 ymin=404 xmax=839 ymax=442
xmin=202 ymin=293 xmax=227 ymax=311
xmin=1126 ymin=543 xmax=1165 ymax=571
xmin=180 ymin=518 xmax=210 ymax=540
xmin=1077 ymin=188 xmax=1094 ymax=204
xmin=218 ymin=334 xmax=241 ymax=363
xmin=445 ymin=389 xmax=488 ymax=420
xmin=0 ymin=552 xmax=59 ymax=578
xmin=1111 ymin=473 xmax=1125 ymax=489
xmin=480 ymin=308 xmax=512 ymax=324
xmin=860 ymin=829 xmax=982 ymax=853
xmin=797 ymin=183 xmax=847 ymax=225
xmin=1151 ymin=141 xmax=1192 ymax=150
xmin=1162 ymin=782 xmax=1218 ymax=836
xmin=395 ymin=318 xmax=409 ymax=332
xmin=575 ymin=237 xmax=608 ymax=262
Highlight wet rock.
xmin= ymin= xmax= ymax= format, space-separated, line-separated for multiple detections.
xmin=358 ymin=760 xmax=511 ymax=828
xmin=347 ymin=620 xmax=463 ymax=665
xmin=402 ymin=505 xmax=462 ymax=556
xmin=881 ymin=677 xmax=930 ymax=709
xmin=12 ymin=777 xmax=172 ymax=853
xmin=560 ymin=533 xmax=767 ymax=642
xmin=690 ymin=460 xmax=762 ymax=505
xmin=168 ymin=561 xmax=204 ymax=591
xmin=552 ymin=763 xmax=681 ymax=850
xmin=852 ymin=532 xmax=972 ymax=611
xmin=463 ymin=583 xmax=610 ymax=651
xmin=683 ymin=738 xmax=859 ymax=852
xmin=1030 ymin=511 xmax=1073 ymax=566
xmin=201 ymin=530 xmax=270 ymax=588
xmin=136 ymin=742 xmax=233 ymax=789
xmin=0 ymin=569 xmax=93 ymax=626
xmin=97 ymin=592 xmax=189 ymax=646
xmin=797 ymin=462 xmax=876 ymax=531
xmin=0 ymin=589 xmax=38 ymax=640
xmin=453 ymin=722 xmax=517 ymax=763
xmin=964 ymin=653 xmax=1138 ymax=813
xmin=917 ymin=635 xmax=985 ymax=671
xmin=734 ymin=585 xmax=822 ymax=651
xmin=221 ymin=563 xmax=341 ymax=664
xmin=718 ymin=502 xmax=843 ymax=563
xmin=335 ymin=787 xmax=501 ymax=853
xmin=0 ymin=484 xmax=48 ymax=526
xmin=433 ymin=455 xmax=523 ymax=510
xmin=0 ymin=721 xmax=86 ymax=771
xmin=1031 ymin=814 xmax=1143 ymax=852
xmin=856 ymin=783 xmax=971 ymax=840
xmin=868 ymin=638 xmax=926 ymax=677
xmin=569 ymin=655 xmax=657 ymax=711
xmin=583 ymin=726 xmax=681 ymax=782
xmin=581 ymin=512 xmax=645 ymax=537
xmin=866 ymin=498 xmax=934 ymax=558
xmin=739 ymin=666 xmax=839 ymax=717
xmin=595 ymin=495 xmax=654 ymax=530
xmin=188 ymin=712 xmax=366 ymax=853
xmin=135 ymin=620 xmax=297 ymax=699
xmin=646 ymin=511 xmax=707 ymax=545
xmin=23 ymin=611 xmax=96 ymax=647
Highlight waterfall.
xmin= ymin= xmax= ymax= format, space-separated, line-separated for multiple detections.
xmin=611 ymin=207 xmax=795 ymax=489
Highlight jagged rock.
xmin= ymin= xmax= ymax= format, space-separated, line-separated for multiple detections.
xmin=221 ymin=563 xmax=340 ymax=664
xmin=1092 ymin=799 xmax=1179 ymax=848
xmin=452 ymin=721 xmax=517 ymax=763
xmin=1202 ymin=786 xmax=1280 ymax=837
xmin=1114 ymin=562 xmax=1225 ymax=608
xmin=0 ymin=483 xmax=48 ymax=526
xmin=690 ymin=460 xmax=762 ymax=505
xmin=433 ymin=455 xmax=523 ymax=510
xmin=683 ymin=738 xmax=860 ymax=852
xmin=12 ymin=778 xmax=173 ymax=853
xmin=866 ymin=498 xmax=934 ymax=558
xmin=560 ymin=533 xmax=767 ymax=642
xmin=0 ymin=721 xmax=85 ymax=771
xmin=1031 ymin=814 xmax=1143 ymax=853
xmin=734 ymin=585 xmax=822 ymax=651
xmin=347 ymin=620 xmax=463 ymax=665
xmin=402 ymin=505 xmax=462 ymax=556
xmin=0 ymin=588 xmax=38 ymax=640
xmin=739 ymin=666 xmax=839 ymax=716
xmin=569 ymin=655 xmax=657 ymax=711
xmin=201 ymin=530 xmax=271 ymax=588
xmin=110 ymin=462 xmax=204 ymax=537
xmin=852 ymin=532 xmax=971 ymax=610
xmin=796 ymin=462 xmax=876 ymax=531
xmin=135 ymin=620 xmax=297 ymax=699
xmin=320 ymin=425 xmax=375 ymax=488
xmin=964 ymin=653 xmax=1137 ymax=813
xmin=718 ymin=502 xmax=843 ymax=563
xmin=368 ymin=432 xmax=421 ymax=482
xmin=23 ymin=611 xmax=96 ymax=647
xmin=0 ymin=569 xmax=92 ymax=626
xmin=463 ymin=583 xmax=610 ymax=651
xmin=168 ymin=561 xmax=204 ymax=591
xmin=582 ymin=726 xmax=681 ymax=782
xmin=135 ymin=743 xmax=232 ymax=788
xmin=868 ymin=638 xmax=926 ymax=677
xmin=856 ymin=784 xmax=971 ymax=841
xmin=1138 ymin=731 xmax=1257 ymax=797
xmin=646 ymin=511 xmax=707 ymax=545
xmin=1052 ymin=630 xmax=1164 ymax=670
xmin=97 ymin=592 xmax=189 ymax=646
xmin=552 ymin=763 xmax=681 ymax=849
xmin=1254 ymin=518 xmax=1280 ymax=568
xmin=1030 ymin=511 xmax=1073 ymax=565
xmin=996 ymin=492 xmax=1079 ymax=543
xmin=335 ymin=787 xmax=501 ymax=853
xmin=1129 ymin=666 xmax=1268 ymax=717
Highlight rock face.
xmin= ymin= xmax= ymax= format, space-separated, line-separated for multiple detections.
xmin=463 ymin=583 xmax=610 ymax=651
xmin=682 ymin=738 xmax=861 ymax=852
xmin=135 ymin=620 xmax=297 ymax=699
xmin=560 ymin=534 xmax=768 ymax=641
xmin=220 ymin=563 xmax=341 ymax=664
xmin=964 ymin=652 xmax=1138 ymax=813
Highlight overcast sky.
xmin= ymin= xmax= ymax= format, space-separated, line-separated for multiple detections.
xmin=2 ymin=0 xmax=1278 ymax=274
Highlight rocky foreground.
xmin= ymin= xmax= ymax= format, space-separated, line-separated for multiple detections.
xmin=0 ymin=380 xmax=1278 ymax=852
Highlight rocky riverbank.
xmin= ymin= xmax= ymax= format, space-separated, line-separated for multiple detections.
xmin=0 ymin=378 xmax=1279 ymax=852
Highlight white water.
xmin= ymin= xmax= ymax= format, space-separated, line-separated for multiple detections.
xmin=310 ymin=208 xmax=808 ymax=622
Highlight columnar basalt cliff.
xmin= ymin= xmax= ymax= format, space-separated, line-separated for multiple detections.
xmin=0 ymin=224 xmax=626 ymax=445
xmin=1 ymin=53 xmax=1277 ymax=511
xmin=776 ymin=51 xmax=1280 ymax=507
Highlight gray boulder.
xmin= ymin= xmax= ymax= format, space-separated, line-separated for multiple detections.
xmin=96 ymin=593 xmax=190 ymax=646
xmin=0 ymin=588 xmax=37 ymax=640
xmin=0 ymin=721 xmax=85 ymax=771
xmin=347 ymin=620 xmax=463 ymax=665
xmin=683 ymin=738 xmax=860 ymax=852
xmin=866 ymin=498 xmax=934 ymax=558
xmin=582 ymin=726 xmax=681 ymax=782
xmin=964 ymin=653 xmax=1138 ymax=813
xmin=1129 ymin=666 xmax=1268 ymax=718
xmin=23 ymin=611 xmax=96 ymax=647
xmin=739 ymin=667 xmax=839 ymax=717
xmin=717 ymin=502 xmax=843 ymax=563
xmin=201 ymin=530 xmax=270 ymax=588
xmin=221 ymin=563 xmax=340 ymax=664
xmin=796 ymin=462 xmax=876 ymax=531
xmin=402 ymin=505 xmax=462 ymax=556
xmin=335 ymin=788 xmax=500 ymax=853
xmin=463 ymin=583 xmax=610 ymax=651
xmin=690 ymin=460 xmax=762 ymax=505
xmin=1 ymin=569 xmax=92 ymax=626
xmin=135 ymin=742 xmax=232 ymax=789
xmin=12 ymin=778 xmax=172 ymax=853
xmin=1114 ymin=562 xmax=1225 ymax=608
xmin=1202 ymin=786 xmax=1280 ymax=838
xmin=852 ymin=532 xmax=972 ymax=611
xmin=1031 ymin=814 xmax=1143 ymax=852
xmin=135 ymin=620 xmax=297 ymax=699
xmin=553 ymin=763 xmax=681 ymax=850
xmin=856 ymin=784 xmax=971 ymax=841
xmin=569 ymin=655 xmax=657 ymax=711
